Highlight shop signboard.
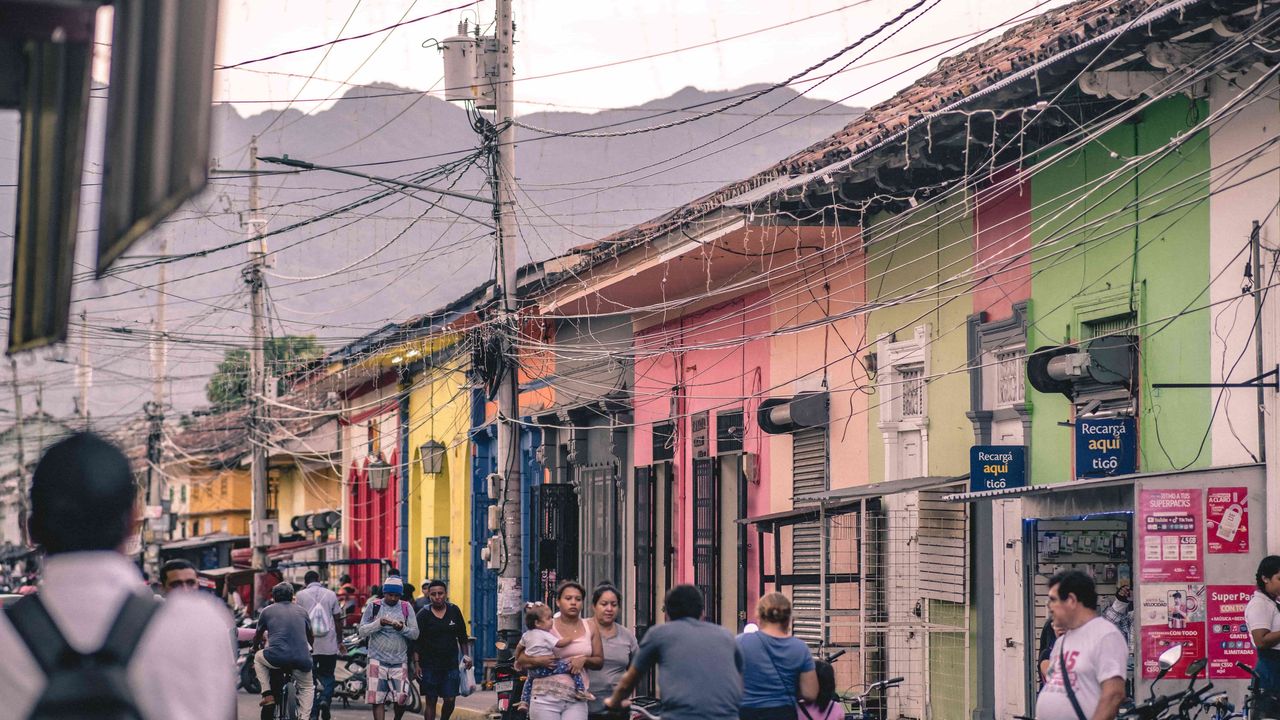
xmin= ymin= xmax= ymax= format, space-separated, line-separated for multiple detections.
xmin=691 ymin=411 xmax=710 ymax=459
xmin=969 ymin=445 xmax=1026 ymax=493
xmin=1076 ymin=417 xmax=1137 ymax=478
xmin=1205 ymin=585 xmax=1255 ymax=679
xmin=1139 ymin=583 xmax=1207 ymax=679
xmin=1205 ymin=487 xmax=1249 ymax=554
xmin=1138 ymin=488 xmax=1203 ymax=582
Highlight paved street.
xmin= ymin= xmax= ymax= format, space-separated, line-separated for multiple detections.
xmin=235 ymin=689 xmax=497 ymax=720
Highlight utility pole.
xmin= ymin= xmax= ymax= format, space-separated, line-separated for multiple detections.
xmin=145 ymin=230 xmax=168 ymax=563
xmin=245 ymin=137 xmax=271 ymax=582
xmin=9 ymin=360 xmax=25 ymax=546
xmin=492 ymin=0 xmax=523 ymax=661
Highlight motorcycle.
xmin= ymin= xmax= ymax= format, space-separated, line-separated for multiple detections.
xmin=329 ymin=631 xmax=368 ymax=708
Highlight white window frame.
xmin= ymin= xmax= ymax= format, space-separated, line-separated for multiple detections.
xmin=876 ymin=325 xmax=930 ymax=481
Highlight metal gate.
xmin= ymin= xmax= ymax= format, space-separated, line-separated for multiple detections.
xmin=634 ymin=466 xmax=656 ymax=636
xmin=858 ymin=492 xmax=970 ymax=720
xmin=530 ymin=484 xmax=579 ymax=604
xmin=691 ymin=457 xmax=719 ymax=623
xmin=792 ymin=426 xmax=828 ymax=646
xmin=579 ymin=463 xmax=620 ymax=594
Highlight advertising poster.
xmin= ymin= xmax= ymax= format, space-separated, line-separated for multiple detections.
xmin=1205 ymin=585 xmax=1256 ymax=679
xmin=1139 ymin=583 xmax=1206 ymax=679
xmin=1206 ymin=487 xmax=1249 ymax=554
xmin=1138 ymin=488 xmax=1203 ymax=582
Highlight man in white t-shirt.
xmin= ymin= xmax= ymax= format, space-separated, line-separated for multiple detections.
xmin=1036 ymin=570 xmax=1128 ymax=720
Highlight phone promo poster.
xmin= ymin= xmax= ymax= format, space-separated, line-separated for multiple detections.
xmin=1205 ymin=585 xmax=1256 ymax=679
xmin=1139 ymin=583 xmax=1206 ymax=679
xmin=1206 ymin=487 xmax=1249 ymax=554
xmin=1139 ymin=488 xmax=1203 ymax=582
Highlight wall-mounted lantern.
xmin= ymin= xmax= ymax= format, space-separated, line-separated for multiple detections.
xmin=367 ymin=456 xmax=392 ymax=491
xmin=419 ymin=440 xmax=446 ymax=475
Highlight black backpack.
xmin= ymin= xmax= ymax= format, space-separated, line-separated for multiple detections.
xmin=6 ymin=592 xmax=158 ymax=720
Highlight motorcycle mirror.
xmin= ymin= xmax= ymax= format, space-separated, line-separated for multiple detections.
xmin=495 ymin=641 xmax=508 ymax=651
xmin=1186 ymin=658 xmax=1207 ymax=680
xmin=1157 ymin=644 xmax=1183 ymax=671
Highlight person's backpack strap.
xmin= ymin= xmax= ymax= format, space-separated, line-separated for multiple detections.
xmin=100 ymin=593 xmax=160 ymax=666
xmin=1058 ymin=637 xmax=1088 ymax=720
xmin=5 ymin=595 xmax=71 ymax=676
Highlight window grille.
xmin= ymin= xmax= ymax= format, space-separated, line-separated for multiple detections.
xmin=899 ymin=366 xmax=925 ymax=418
xmin=634 ymin=467 xmax=656 ymax=637
xmin=1082 ymin=313 xmax=1136 ymax=340
xmin=691 ymin=457 xmax=719 ymax=623
xmin=995 ymin=347 xmax=1026 ymax=406
xmin=579 ymin=464 xmax=620 ymax=596
xmin=424 ymin=536 xmax=450 ymax=585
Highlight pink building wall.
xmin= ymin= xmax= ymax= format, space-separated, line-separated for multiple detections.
xmin=632 ymin=290 xmax=772 ymax=609
xmin=973 ymin=169 xmax=1032 ymax=319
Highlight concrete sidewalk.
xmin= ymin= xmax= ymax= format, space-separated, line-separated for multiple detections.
xmin=445 ymin=689 xmax=499 ymax=719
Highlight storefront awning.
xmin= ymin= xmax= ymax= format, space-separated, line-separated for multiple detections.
xmin=197 ymin=566 xmax=254 ymax=580
xmin=741 ymin=474 xmax=964 ymax=530
xmin=159 ymin=533 xmax=247 ymax=551
xmin=941 ymin=463 xmax=1265 ymax=503
xmin=942 ymin=474 xmax=1136 ymax=502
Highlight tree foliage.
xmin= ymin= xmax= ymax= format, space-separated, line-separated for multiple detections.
xmin=204 ymin=335 xmax=323 ymax=410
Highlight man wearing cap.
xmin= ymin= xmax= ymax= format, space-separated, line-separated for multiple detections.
xmin=358 ymin=576 xmax=420 ymax=720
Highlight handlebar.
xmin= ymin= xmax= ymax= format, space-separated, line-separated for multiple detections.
xmin=1237 ymin=661 xmax=1260 ymax=680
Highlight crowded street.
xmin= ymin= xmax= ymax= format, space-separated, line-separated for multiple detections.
xmin=2 ymin=1 xmax=1280 ymax=719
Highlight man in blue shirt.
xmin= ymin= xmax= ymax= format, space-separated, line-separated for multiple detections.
xmin=605 ymin=585 xmax=743 ymax=720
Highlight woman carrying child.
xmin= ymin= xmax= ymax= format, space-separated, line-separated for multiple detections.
xmin=516 ymin=580 xmax=604 ymax=720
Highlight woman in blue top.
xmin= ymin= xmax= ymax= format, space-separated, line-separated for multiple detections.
xmin=737 ymin=592 xmax=818 ymax=720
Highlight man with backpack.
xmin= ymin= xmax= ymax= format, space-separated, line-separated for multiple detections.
xmin=297 ymin=570 xmax=343 ymax=720
xmin=0 ymin=432 xmax=236 ymax=719
xmin=358 ymin=575 xmax=419 ymax=720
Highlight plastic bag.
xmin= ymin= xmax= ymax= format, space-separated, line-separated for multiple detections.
xmin=458 ymin=658 xmax=476 ymax=697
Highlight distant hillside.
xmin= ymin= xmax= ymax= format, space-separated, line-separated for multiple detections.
xmin=0 ymin=83 xmax=863 ymax=420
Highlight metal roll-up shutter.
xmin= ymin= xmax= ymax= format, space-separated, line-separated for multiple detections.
xmin=791 ymin=426 xmax=828 ymax=646
xmin=918 ymin=490 xmax=968 ymax=603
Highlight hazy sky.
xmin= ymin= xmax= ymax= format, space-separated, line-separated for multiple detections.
xmin=207 ymin=0 xmax=1069 ymax=118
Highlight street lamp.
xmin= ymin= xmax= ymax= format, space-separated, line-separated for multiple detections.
xmin=367 ymin=457 xmax=392 ymax=491
xmin=419 ymin=440 xmax=446 ymax=475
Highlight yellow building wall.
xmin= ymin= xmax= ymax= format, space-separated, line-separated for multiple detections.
xmin=406 ymin=354 xmax=473 ymax=621
xmin=187 ymin=466 xmax=251 ymax=536
xmin=275 ymin=463 xmax=343 ymax=529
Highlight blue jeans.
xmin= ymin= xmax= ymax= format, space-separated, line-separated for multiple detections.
xmin=311 ymin=654 xmax=337 ymax=717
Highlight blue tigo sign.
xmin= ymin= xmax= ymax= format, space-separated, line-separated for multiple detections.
xmin=970 ymin=446 xmax=1027 ymax=493
xmin=1076 ymin=417 xmax=1137 ymax=478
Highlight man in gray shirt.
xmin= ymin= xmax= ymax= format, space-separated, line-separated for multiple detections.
xmin=358 ymin=576 xmax=419 ymax=720
xmin=605 ymin=585 xmax=743 ymax=720
xmin=297 ymin=571 xmax=343 ymax=720
xmin=254 ymin=583 xmax=315 ymax=719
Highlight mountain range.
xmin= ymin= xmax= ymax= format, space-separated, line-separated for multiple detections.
xmin=0 ymin=82 xmax=863 ymax=422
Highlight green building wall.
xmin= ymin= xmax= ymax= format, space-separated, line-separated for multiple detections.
xmin=865 ymin=196 xmax=975 ymax=483
xmin=1027 ymin=93 xmax=1212 ymax=484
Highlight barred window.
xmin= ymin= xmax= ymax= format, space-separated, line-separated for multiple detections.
xmin=994 ymin=347 xmax=1025 ymax=407
xmin=899 ymin=366 xmax=924 ymax=418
